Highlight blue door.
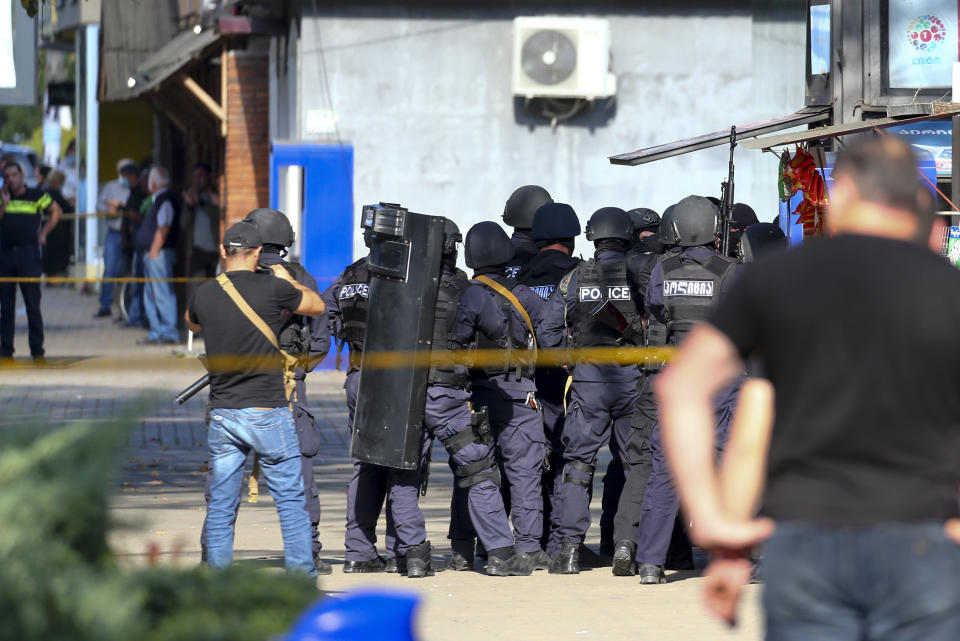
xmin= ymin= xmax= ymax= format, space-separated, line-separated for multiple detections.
xmin=271 ymin=142 xmax=354 ymax=370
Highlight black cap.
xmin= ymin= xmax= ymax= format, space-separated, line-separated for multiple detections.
xmin=627 ymin=208 xmax=660 ymax=232
xmin=731 ymin=203 xmax=759 ymax=229
xmin=222 ymin=221 xmax=262 ymax=249
xmin=531 ymin=202 xmax=581 ymax=241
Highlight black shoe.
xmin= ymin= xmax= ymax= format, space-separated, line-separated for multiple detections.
xmin=342 ymin=556 xmax=386 ymax=574
xmin=384 ymin=557 xmax=399 ymax=573
xmin=578 ymin=543 xmax=604 ymax=568
xmin=612 ymin=540 xmax=638 ymax=576
xmin=93 ymin=309 xmax=111 ymax=318
xmin=314 ymin=554 xmax=333 ymax=575
xmin=639 ymin=563 xmax=666 ymax=585
xmin=486 ymin=553 xmax=533 ymax=576
xmin=549 ymin=542 xmax=580 ymax=575
xmin=404 ymin=542 xmax=434 ymax=579
xmin=517 ymin=549 xmax=553 ymax=571
xmin=31 ymin=355 xmax=47 ymax=366
xmin=448 ymin=551 xmax=473 ymax=571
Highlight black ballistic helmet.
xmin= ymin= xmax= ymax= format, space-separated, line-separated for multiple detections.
xmin=244 ymin=208 xmax=295 ymax=247
xmin=531 ymin=202 xmax=581 ymax=241
xmin=465 ymin=221 xmax=514 ymax=269
xmin=502 ymin=185 xmax=553 ymax=229
xmin=585 ymin=207 xmax=633 ymax=242
xmin=443 ymin=218 xmax=462 ymax=256
xmin=739 ymin=222 xmax=787 ymax=263
xmin=659 ymin=196 xmax=720 ymax=247
xmin=627 ymin=208 xmax=660 ymax=233
xmin=731 ymin=203 xmax=759 ymax=229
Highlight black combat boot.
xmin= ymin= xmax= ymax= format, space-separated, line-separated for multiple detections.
xmin=342 ymin=556 xmax=386 ymax=574
xmin=639 ymin=563 xmax=666 ymax=584
xmin=384 ymin=556 xmax=400 ymax=573
xmin=611 ymin=540 xmax=638 ymax=576
xmin=486 ymin=547 xmax=533 ymax=576
xmin=517 ymin=549 xmax=553 ymax=571
xmin=314 ymin=554 xmax=333 ymax=575
xmin=404 ymin=541 xmax=434 ymax=579
xmin=550 ymin=542 xmax=580 ymax=574
xmin=449 ymin=539 xmax=475 ymax=571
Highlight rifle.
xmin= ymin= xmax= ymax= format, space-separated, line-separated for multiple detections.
xmin=719 ymin=126 xmax=737 ymax=257
xmin=175 ymin=353 xmax=210 ymax=404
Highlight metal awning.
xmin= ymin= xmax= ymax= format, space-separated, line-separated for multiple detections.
xmin=609 ymin=106 xmax=831 ymax=166
xmin=741 ymin=108 xmax=960 ymax=150
xmin=122 ymin=27 xmax=221 ymax=99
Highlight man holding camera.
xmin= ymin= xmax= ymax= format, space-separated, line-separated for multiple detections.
xmin=185 ymin=220 xmax=326 ymax=576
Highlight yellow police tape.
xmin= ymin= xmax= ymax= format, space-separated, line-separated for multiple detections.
xmin=0 ymin=346 xmax=675 ymax=371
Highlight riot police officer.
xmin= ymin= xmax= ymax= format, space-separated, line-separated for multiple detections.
xmin=538 ymin=207 xmax=645 ymax=574
xmin=609 ymin=207 xmax=665 ymax=577
xmin=738 ymin=221 xmax=787 ymax=263
xmin=719 ymin=202 xmax=760 ymax=258
xmin=516 ymin=203 xmax=581 ymax=555
xmin=323 ymin=228 xmax=398 ymax=573
xmin=633 ymin=195 xmax=740 ymax=584
xmin=502 ymin=185 xmax=554 ymax=278
xmin=358 ymin=219 xmax=532 ymax=577
xmin=460 ymin=221 xmax=550 ymax=570
xmin=199 ymin=208 xmax=332 ymax=574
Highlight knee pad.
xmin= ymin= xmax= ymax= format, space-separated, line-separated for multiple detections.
xmin=455 ymin=457 xmax=501 ymax=489
xmin=563 ymin=460 xmax=595 ymax=488
xmin=440 ymin=427 xmax=477 ymax=457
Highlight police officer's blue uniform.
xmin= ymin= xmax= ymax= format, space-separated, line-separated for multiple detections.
xmin=538 ymin=208 xmax=645 ymax=576
xmin=324 ymin=257 xmax=399 ymax=571
xmin=633 ymin=205 xmax=740 ymax=583
xmin=469 ymin=272 xmax=547 ymax=561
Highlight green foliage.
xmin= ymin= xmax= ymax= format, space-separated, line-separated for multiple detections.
xmin=0 ymin=412 xmax=317 ymax=641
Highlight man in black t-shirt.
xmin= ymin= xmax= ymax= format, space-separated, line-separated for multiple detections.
xmin=0 ymin=160 xmax=62 ymax=361
xmin=185 ymin=221 xmax=326 ymax=577
xmin=658 ymin=136 xmax=960 ymax=639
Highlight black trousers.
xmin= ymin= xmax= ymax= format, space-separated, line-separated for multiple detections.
xmin=0 ymin=244 xmax=44 ymax=357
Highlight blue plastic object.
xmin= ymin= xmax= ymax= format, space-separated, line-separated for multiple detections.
xmin=284 ymin=589 xmax=420 ymax=641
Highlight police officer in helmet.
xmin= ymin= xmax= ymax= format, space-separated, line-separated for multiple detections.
xmin=633 ymin=195 xmax=740 ymax=584
xmin=538 ymin=207 xmax=645 ymax=574
xmin=738 ymin=221 xmax=787 ymax=263
xmin=456 ymin=221 xmax=550 ymax=570
xmin=502 ymin=185 xmax=554 ymax=278
xmin=324 ymin=224 xmax=399 ymax=573
xmin=243 ymin=207 xmax=332 ymax=573
xmin=392 ymin=218 xmax=531 ymax=577
xmin=516 ymin=203 xmax=581 ymax=555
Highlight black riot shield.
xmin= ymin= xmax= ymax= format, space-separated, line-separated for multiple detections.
xmin=351 ymin=203 xmax=445 ymax=469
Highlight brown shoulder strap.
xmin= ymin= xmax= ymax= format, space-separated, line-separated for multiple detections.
xmin=474 ymin=275 xmax=535 ymax=339
xmin=215 ymin=273 xmax=280 ymax=351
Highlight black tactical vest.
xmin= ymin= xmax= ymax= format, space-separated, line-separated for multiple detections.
xmin=427 ymin=270 xmax=469 ymax=387
xmin=660 ymin=251 xmax=737 ymax=343
xmin=277 ymin=260 xmax=312 ymax=356
xmin=517 ymin=250 xmax=580 ymax=301
xmin=566 ymin=258 xmax=643 ymax=348
xmin=471 ymin=274 xmax=536 ymax=380
xmin=335 ymin=258 xmax=370 ymax=352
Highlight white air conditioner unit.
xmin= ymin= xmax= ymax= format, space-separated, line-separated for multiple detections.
xmin=512 ymin=16 xmax=617 ymax=100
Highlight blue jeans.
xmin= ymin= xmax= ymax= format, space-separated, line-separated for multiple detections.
xmin=764 ymin=521 xmax=960 ymax=641
xmin=142 ymin=248 xmax=178 ymax=341
xmin=99 ymin=228 xmax=124 ymax=312
xmin=126 ymin=248 xmax=145 ymax=327
xmin=205 ymin=407 xmax=317 ymax=577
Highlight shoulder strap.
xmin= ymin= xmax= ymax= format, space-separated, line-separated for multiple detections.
xmin=215 ymin=273 xmax=280 ymax=352
xmin=474 ymin=274 xmax=535 ymax=340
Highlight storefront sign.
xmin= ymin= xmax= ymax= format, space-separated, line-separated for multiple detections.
xmin=887 ymin=119 xmax=952 ymax=176
xmin=888 ymin=1 xmax=959 ymax=88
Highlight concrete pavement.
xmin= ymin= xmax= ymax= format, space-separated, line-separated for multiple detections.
xmin=1 ymin=285 xmax=763 ymax=641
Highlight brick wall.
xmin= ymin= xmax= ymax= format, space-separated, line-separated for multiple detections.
xmin=224 ymin=48 xmax=269 ymax=227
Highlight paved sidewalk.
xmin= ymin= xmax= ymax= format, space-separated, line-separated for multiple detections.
xmin=1 ymin=286 xmax=763 ymax=641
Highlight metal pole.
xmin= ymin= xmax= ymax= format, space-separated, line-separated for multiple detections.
xmin=83 ymin=23 xmax=100 ymax=280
